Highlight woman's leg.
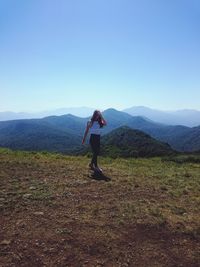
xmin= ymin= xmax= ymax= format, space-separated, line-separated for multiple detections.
xmin=90 ymin=134 xmax=100 ymax=167
xmin=91 ymin=151 xmax=98 ymax=167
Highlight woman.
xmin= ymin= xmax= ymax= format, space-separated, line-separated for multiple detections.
xmin=82 ymin=110 xmax=107 ymax=172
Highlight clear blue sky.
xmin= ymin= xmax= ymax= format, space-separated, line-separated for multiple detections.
xmin=0 ymin=0 xmax=200 ymax=112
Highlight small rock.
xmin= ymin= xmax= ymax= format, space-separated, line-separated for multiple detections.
xmin=16 ymin=219 xmax=23 ymax=225
xmin=16 ymin=220 xmax=26 ymax=228
xmin=23 ymin=193 xmax=32 ymax=198
xmin=0 ymin=198 xmax=5 ymax=202
xmin=62 ymin=192 xmax=73 ymax=197
xmin=33 ymin=211 xmax=44 ymax=216
xmin=1 ymin=240 xmax=11 ymax=245
xmin=29 ymin=186 xmax=36 ymax=190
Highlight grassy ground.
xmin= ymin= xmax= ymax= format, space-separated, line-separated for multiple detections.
xmin=0 ymin=148 xmax=200 ymax=266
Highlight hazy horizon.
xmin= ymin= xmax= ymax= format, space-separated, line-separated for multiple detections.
xmin=1 ymin=1 xmax=200 ymax=111
xmin=0 ymin=105 xmax=200 ymax=114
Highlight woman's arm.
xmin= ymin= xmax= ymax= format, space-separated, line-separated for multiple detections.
xmin=100 ymin=114 xmax=107 ymax=126
xmin=82 ymin=121 xmax=91 ymax=144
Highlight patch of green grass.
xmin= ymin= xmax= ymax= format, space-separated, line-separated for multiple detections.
xmin=162 ymin=154 xmax=200 ymax=164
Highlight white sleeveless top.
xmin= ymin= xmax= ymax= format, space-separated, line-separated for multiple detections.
xmin=89 ymin=121 xmax=101 ymax=135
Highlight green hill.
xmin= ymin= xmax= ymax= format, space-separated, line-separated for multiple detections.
xmin=175 ymin=126 xmax=200 ymax=151
xmin=101 ymin=126 xmax=174 ymax=157
xmin=0 ymin=115 xmax=87 ymax=153
xmin=0 ymin=148 xmax=200 ymax=266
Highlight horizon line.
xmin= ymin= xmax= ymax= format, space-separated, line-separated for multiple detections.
xmin=0 ymin=106 xmax=200 ymax=113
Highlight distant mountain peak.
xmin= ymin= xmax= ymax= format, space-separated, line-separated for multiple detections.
xmin=103 ymin=108 xmax=120 ymax=113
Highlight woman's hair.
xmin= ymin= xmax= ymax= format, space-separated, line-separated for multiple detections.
xmin=91 ymin=110 xmax=104 ymax=128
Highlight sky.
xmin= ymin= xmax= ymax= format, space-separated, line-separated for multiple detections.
xmin=0 ymin=0 xmax=200 ymax=112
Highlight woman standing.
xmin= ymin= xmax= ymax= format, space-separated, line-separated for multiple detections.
xmin=82 ymin=110 xmax=107 ymax=172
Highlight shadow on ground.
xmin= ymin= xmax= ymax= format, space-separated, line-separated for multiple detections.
xmin=88 ymin=170 xmax=111 ymax=182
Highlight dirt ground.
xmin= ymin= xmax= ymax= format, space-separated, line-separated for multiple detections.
xmin=0 ymin=151 xmax=200 ymax=266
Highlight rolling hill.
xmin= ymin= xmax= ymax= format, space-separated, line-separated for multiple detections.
xmin=100 ymin=126 xmax=174 ymax=157
xmin=0 ymin=118 xmax=82 ymax=153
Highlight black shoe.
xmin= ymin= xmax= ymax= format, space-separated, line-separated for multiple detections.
xmin=89 ymin=163 xmax=94 ymax=170
xmin=94 ymin=166 xmax=103 ymax=173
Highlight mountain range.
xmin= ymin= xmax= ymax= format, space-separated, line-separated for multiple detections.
xmin=1 ymin=106 xmax=200 ymax=127
xmin=0 ymin=108 xmax=200 ymax=154
xmin=0 ymin=107 xmax=94 ymax=121
xmin=123 ymin=106 xmax=200 ymax=127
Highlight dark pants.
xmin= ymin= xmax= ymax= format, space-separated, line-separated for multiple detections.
xmin=89 ymin=134 xmax=100 ymax=167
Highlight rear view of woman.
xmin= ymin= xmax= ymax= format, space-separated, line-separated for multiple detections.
xmin=82 ymin=110 xmax=107 ymax=172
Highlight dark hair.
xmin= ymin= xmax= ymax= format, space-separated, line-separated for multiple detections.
xmin=91 ymin=110 xmax=104 ymax=128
